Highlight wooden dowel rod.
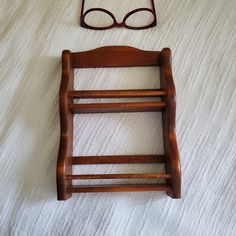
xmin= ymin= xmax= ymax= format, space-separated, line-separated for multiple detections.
xmin=68 ymin=89 xmax=167 ymax=98
xmin=67 ymin=173 xmax=171 ymax=180
xmin=72 ymin=155 xmax=166 ymax=165
xmin=68 ymin=184 xmax=170 ymax=193
xmin=69 ymin=102 xmax=166 ymax=113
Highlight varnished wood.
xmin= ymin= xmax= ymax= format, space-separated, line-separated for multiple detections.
xmin=66 ymin=173 xmax=171 ymax=180
xmin=57 ymin=46 xmax=181 ymax=200
xmin=68 ymin=89 xmax=167 ymax=98
xmin=69 ymin=102 xmax=166 ymax=113
xmin=72 ymin=155 xmax=166 ymax=164
xmin=68 ymin=184 xmax=171 ymax=193
xmin=72 ymin=46 xmax=160 ymax=68
xmin=57 ymin=50 xmax=73 ymax=200
xmin=160 ymin=48 xmax=181 ymax=198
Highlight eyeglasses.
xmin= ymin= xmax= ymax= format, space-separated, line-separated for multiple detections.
xmin=80 ymin=0 xmax=157 ymax=30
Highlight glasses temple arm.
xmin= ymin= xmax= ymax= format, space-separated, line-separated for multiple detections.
xmin=80 ymin=0 xmax=85 ymax=20
xmin=151 ymin=0 xmax=157 ymax=15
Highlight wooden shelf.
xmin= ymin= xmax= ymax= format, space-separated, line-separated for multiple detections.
xmin=57 ymin=46 xmax=181 ymax=200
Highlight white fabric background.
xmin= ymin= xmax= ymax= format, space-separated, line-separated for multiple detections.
xmin=0 ymin=0 xmax=236 ymax=235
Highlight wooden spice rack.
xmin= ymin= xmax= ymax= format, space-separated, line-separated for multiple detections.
xmin=57 ymin=46 xmax=181 ymax=200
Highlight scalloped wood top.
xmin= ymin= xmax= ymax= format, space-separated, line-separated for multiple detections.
xmin=72 ymin=46 xmax=161 ymax=68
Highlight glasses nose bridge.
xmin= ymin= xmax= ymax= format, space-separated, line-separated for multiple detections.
xmin=116 ymin=21 xmax=125 ymax=28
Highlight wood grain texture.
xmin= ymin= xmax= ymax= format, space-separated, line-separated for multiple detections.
xmin=66 ymin=173 xmax=171 ymax=180
xmin=69 ymin=101 xmax=166 ymax=113
xmin=160 ymin=48 xmax=181 ymax=198
xmin=72 ymin=155 xmax=166 ymax=164
xmin=68 ymin=89 xmax=167 ymax=98
xmin=68 ymin=184 xmax=171 ymax=193
xmin=57 ymin=46 xmax=181 ymax=200
xmin=72 ymin=46 xmax=161 ymax=68
xmin=57 ymin=50 xmax=73 ymax=200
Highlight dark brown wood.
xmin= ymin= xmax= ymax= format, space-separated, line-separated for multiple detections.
xmin=72 ymin=46 xmax=160 ymax=68
xmin=67 ymin=173 xmax=171 ymax=179
xmin=68 ymin=89 xmax=167 ymax=98
xmin=69 ymin=102 xmax=166 ymax=113
xmin=57 ymin=46 xmax=181 ymax=200
xmin=160 ymin=48 xmax=181 ymax=198
xmin=72 ymin=155 xmax=166 ymax=164
xmin=68 ymin=184 xmax=170 ymax=193
xmin=57 ymin=50 xmax=74 ymax=200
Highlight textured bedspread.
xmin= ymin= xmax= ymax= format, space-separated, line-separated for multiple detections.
xmin=0 ymin=0 xmax=236 ymax=235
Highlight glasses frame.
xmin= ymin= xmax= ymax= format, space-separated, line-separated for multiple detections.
xmin=80 ymin=0 xmax=157 ymax=30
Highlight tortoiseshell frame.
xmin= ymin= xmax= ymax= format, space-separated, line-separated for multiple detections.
xmin=80 ymin=0 xmax=157 ymax=30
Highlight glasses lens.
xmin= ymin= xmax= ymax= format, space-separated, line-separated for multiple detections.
xmin=125 ymin=10 xmax=154 ymax=28
xmin=84 ymin=10 xmax=114 ymax=28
